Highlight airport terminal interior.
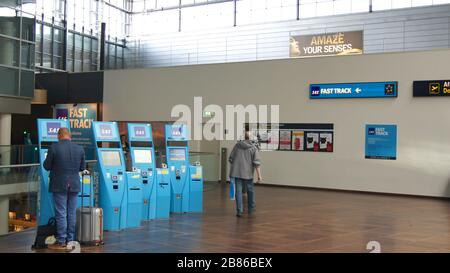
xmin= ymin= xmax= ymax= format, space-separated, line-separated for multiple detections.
xmin=1 ymin=0 xmax=450 ymax=254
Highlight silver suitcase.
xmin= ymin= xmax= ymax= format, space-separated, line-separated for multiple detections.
xmin=76 ymin=174 xmax=104 ymax=246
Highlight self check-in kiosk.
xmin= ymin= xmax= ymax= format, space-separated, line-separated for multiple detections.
xmin=127 ymin=123 xmax=171 ymax=220
xmin=127 ymin=123 xmax=155 ymax=220
xmin=37 ymin=119 xmax=92 ymax=225
xmin=165 ymin=124 xmax=203 ymax=213
xmin=93 ymin=121 xmax=143 ymax=230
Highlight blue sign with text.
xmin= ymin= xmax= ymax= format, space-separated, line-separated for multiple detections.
xmin=310 ymin=82 xmax=398 ymax=99
xmin=365 ymin=124 xmax=397 ymax=160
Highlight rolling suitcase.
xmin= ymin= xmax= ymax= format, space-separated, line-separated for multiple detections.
xmin=76 ymin=174 xmax=104 ymax=246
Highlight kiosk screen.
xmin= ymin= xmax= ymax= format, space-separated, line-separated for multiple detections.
xmin=169 ymin=148 xmax=186 ymax=161
xmin=101 ymin=151 xmax=122 ymax=166
xmin=134 ymin=149 xmax=152 ymax=164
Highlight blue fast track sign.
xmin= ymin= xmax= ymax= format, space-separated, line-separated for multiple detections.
xmin=310 ymin=82 xmax=398 ymax=99
xmin=365 ymin=124 xmax=397 ymax=160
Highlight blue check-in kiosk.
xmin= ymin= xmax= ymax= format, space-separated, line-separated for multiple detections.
xmin=93 ymin=121 xmax=128 ymax=231
xmin=165 ymin=124 xmax=203 ymax=213
xmin=37 ymin=119 xmax=70 ymax=225
xmin=93 ymin=121 xmax=144 ymax=230
xmin=127 ymin=123 xmax=171 ymax=220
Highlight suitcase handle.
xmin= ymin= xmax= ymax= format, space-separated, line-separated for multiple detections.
xmin=80 ymin=172 xmax=95 ymax=243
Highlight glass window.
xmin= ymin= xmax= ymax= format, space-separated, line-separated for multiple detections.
xmin=20 ymin=70 xmax=35 ymax=98
xmin=21 ymin=42 xmax=35 ymax=69
xmin=0 ymin=66 xmax=19 ymax=96
xmin=21 ymin=16 xmax=35 ymax=42
xmin=0 ymin=7 xmax=20 ymax=38
xmin=0 ymin=37 xmax=20 ymax=67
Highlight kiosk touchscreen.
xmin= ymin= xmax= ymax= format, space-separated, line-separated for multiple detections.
xmin=128 ymin=123 xmax=171 ymax=220
xmin=93 ymin=121 xmax=128 ymax=231
xmin=165 ymin=124 xmax=203 ymax=213
xmin=37 ymin=119 xmax=70 ymax=225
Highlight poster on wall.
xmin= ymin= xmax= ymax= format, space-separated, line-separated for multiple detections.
xmin=279 ymin=130 xmax=292 ymax=150
xmin=54 ymin=103 xmax=97 ymax=160
xmin=267 ymin=129 xmax=279 ymax=150
xmin=290 ymin=31 xmax=363 ymax=58
xmin=319 ymin=132 xmax=333 ymax=152
xmin=245 ymin=123 xmax=333 ymax=153
xmin=257 ymin=128 xmax=268 ymax=150
xmin=413 ymin=80 xmax=450 ymax=97
xmin=365 ymin=124 xmax=397 ymax=160
xmin=291 ymin=131 xmax=304 ymax=151
xmin=305 ymin=132 xmax=319 ymax=151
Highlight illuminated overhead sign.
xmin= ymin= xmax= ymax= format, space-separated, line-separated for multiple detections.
xmin=290 ymin=31 xmax=363 ymax=58
xmin=310 ymin=82 xmax=398 ymax=99
xmin=413 ymin=80 xmax=450 ymax=97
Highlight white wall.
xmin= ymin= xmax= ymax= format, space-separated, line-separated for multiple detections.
xmin=104 ymin=49 xmax=450 ymax=197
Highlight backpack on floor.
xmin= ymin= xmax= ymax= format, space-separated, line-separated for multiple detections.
xmin=31 ymin=217 xmax=57 ymax=250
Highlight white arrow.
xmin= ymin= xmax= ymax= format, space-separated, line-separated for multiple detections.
xmin=355 ymin=88 xmax=362 ymax=94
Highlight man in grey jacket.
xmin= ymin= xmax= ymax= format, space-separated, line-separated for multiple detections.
xmin=229 ymin=131 xmax=262 ymax=217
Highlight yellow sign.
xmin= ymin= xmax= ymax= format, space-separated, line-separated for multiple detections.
xmin=161 ymin=169 xmax=169 ymax=175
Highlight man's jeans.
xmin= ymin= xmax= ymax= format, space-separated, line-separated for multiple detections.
xmin=235 ymin=178 xmax=255 ymax=215
xmin=53 ymin=191 xmax=78 ymax=244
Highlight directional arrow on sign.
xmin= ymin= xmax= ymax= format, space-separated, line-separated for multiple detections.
xmin=355 ymin=88 xmax=362 ymax=94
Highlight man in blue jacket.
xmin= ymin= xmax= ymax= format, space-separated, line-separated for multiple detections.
xmin=44 ymin=128 xmax=85 ymax=249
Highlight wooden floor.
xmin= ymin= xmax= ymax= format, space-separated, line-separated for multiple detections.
xmin=1 ymin=182 xmax=450 ymax=253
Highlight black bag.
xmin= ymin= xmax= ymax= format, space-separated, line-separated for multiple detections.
xmin=31 ymin=217 xmax=57 ymax=250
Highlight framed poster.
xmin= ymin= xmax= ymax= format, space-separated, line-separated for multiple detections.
xmin=279 ymin=130 xmax=292 ymax=150
xmin=257 ymin=128 xmax=268 ymax=150
xmin=319 ymin=132 xmax=333 ymax=152
xmin=365 ymin=124 xmax=397 ymax=160
xmin=291 ymin=131 xmax=305 ymax=151
xmin=305 ymin=132 xmax=319 ymax=151
xmin=267 ymin=129 xmax=279 ymax=150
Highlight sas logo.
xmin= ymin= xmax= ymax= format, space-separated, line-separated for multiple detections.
xmin=172 ymin=126 xmax=183 ymax=136
xmin=56 ymin=109 xmax=69 ymax=119
xmin=47 ymin=122 xmax=61 ymax=135
xmin=134 ymin=126 xmax=146 ymax=137
xmin=368 ymin=128 xmax=376 ymax=135
xmin=429 ymin=83 xmax=440 ymax=95
xmin=311 ymin=86 xmax=321 ymax=96
xmin=99 ymin=124 xmax=113 ymax=137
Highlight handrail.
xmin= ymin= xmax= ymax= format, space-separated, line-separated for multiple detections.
xmin=0 ymin=152 xmax=217 ymax=169
xmin=0 ymin=160 xmax=98 ymax=170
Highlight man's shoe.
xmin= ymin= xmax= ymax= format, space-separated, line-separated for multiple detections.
xmin=236 ymin=213 xmax=242 ymax=217
xmin=48 ymin=242 xmax=67 ymax=251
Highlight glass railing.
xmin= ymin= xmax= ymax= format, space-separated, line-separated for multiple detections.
xmin=0 ymin=152 xmax=219 ymax=236
xmin=0 ymin=145 xmax=98 ymax=165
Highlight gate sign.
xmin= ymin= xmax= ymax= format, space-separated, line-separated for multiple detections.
xmin=413 ymin=80 xmax=450 ymax=97
xmin=310 ymin=82 xmax=398 ymax=99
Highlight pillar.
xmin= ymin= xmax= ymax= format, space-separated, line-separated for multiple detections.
xmin=0 ymin=196 xmax=9 ymax=235
xmin=0 ymin=114 xmax=11 ymax=235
